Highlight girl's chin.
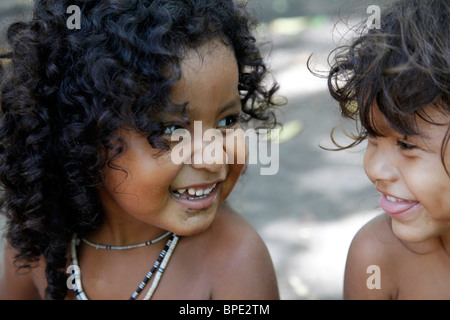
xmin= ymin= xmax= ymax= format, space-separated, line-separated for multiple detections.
xmin=170 ymin=216 xmax=216 ymax=237
xmin=165 ymin=204 xmax=219 ymax=237
xmin=390 ymin=219 xmax=436 ymax=244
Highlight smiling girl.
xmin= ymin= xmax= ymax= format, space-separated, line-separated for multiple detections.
xmin=327 ymin=0 xmax=450 ymax=299
xmin=0 ymin=0 xmax=281 ymax=300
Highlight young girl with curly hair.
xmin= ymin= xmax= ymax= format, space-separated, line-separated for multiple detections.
xmin=327 ymin=0 xmax=450 ymax=299
xmin=0 ymin=0 xmax=281 ymax=300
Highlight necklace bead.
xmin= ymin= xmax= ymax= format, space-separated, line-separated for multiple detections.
xmin=70 ymin=232 xmax=179 ymax=300
xmin=81 ymin=231 xmax=171 ymax=250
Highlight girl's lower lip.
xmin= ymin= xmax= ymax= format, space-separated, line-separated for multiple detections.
xmin=379 ymin=194 xmax=421 ymax=219
xmin=170 ymin=184 xmax=219 ymax=210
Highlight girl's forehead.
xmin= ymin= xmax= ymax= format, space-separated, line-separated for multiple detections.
xmin=368 ymin=104 xmax=393 ymax=134
xmin=171 ymin=41 xmax=238 ymax=94
xmin=366 ymin=102 xmax=410 ymax=138
xmin=181 ymin=41 xmax=236 ymax=72
xmin=368 ymin=102 xmax=449 ymax=140
xmin=168 ymin=40 xmax=239 ymax=119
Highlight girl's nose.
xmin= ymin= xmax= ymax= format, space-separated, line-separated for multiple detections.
xmin=190 ymin=129 xmax=227 ymax=173
xmin=364 ymin=143 xmax=399 ymax=184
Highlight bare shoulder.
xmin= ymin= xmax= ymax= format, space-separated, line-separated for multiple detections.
xmin=349 ymin=213 xmax=401 ymax=258
xmin=344 ymin=213 xmax=403 ymax=299
xmin=0 ymin=243 xmax=42 ymax=299
xmin=196 ymin=202 xmax=279 ymax=299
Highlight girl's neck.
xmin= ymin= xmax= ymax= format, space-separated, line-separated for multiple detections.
xmin=400 ymin=232 xmax=450 ymax=256
xmin=87 ymin=216 xmax=167 ymax=247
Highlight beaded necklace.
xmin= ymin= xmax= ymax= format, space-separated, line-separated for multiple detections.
xmin=70 ymin=232 xmax=179 ymax=300
xmin=81 ymin=231 xmax=171 ymax=250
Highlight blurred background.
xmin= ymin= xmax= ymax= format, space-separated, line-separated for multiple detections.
xmin=0 ymin=0 xmax=388 ymax=299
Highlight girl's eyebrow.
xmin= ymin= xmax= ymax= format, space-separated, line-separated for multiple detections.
xmin=219 ymin=96 xmax=241 ymax=114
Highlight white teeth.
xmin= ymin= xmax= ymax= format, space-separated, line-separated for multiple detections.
xmin=174 ymin=184 xmax=217 ymax=199
xmin=386 ymin=195 xmax=399 ymax=202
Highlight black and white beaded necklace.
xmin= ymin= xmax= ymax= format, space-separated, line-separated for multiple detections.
xmin=81 ymin=231 xmax=172 ymax=250
xmin=70 ymin=232 xmax=179 ymax=300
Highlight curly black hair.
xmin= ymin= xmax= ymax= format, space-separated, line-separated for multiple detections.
xmin=0 ymin=0 xmax=281 ymax=299
xmin=326 ymin=0 xmax=449 ymax=166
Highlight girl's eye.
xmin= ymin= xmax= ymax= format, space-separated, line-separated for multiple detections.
xmin=163 ymin=125 xmax=183 ymax=135
xmin=397 ymin=140 xmax=417 ymax=150
xmin=217 ymin=114 xmax=240 ymax=128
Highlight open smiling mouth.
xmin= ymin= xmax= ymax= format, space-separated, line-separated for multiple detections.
xmin=172 ymin=184 xmax=217 ymax=200
xmin=379 ymin=193 xmax=421 ymax=219
xmin=170 ymin=183 xmax=220 ymax=210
